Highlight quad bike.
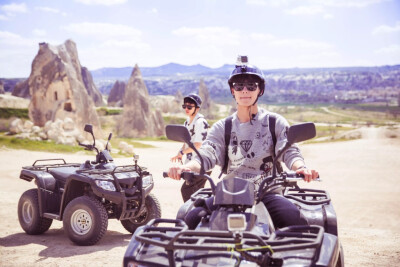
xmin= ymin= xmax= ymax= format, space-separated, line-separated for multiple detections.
xmin=123 ymin=122 xmax=344 ymax=266
xmin=17 ymin=124 xmax=161 ymax=246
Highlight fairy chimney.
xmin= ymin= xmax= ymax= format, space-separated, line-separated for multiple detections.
xmin=81 ymin=67 xmax=105 ymax=106
xmin=198 ymin=78 xmax=214 ymax=119
xmin=12 ymin=79 xmax=29 ymax=98
xmin=27 ymin=40 xmax=101 ymax=132
xmin=119 ymin=65 xmax=164 ymax=137
xmin=108 ymin=80 xmax=126 ymax=107
xmin=0 ymin=81 xmax=4 ymax=94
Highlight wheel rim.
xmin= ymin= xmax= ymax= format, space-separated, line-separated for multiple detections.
xmin=70 ymin=209 xmax=92 ymax=235
xmin=22 ymin=201 xmax=33 ymax=224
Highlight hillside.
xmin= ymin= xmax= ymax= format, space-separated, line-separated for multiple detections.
xmin=92 ymin=64 xmax=400 ymax=104
xmin=2 ymin=64 xmax=400 ymax=105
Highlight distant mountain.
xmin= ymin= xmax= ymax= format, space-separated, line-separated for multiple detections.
xmin=91 ymin=63 xmax=400 ymax=105
xmin=91 ymin=63 xmax=234 ymax=79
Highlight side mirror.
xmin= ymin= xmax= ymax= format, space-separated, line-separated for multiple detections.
xmin=165 ymin=125 xmax=191 ymax=144
xmin=84 ymin=124 xmax=93 ymax=134
xmin=287 ymin=122 xmax=316 ymax=144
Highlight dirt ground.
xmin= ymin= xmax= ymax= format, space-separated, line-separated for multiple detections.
xmin=0 ymin=126 xmax=399 ymax=266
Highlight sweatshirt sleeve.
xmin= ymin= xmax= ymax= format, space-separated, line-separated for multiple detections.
xmin=274 ymin=114 xmax=305 ymax=169
xmin=192 ymin=119 xmax=226 ymax=171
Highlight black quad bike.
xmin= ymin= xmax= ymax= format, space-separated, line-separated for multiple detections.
xmin=123 ymin=123 xmax=344 ymax=266
xmin=17 ymin=124 xmax=161 ymax=246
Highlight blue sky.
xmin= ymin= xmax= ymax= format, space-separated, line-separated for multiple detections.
xmin=0 ymin=0 xmax=399 ymax=78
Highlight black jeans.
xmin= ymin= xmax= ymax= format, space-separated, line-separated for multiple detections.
xmin=181 ymin=173 xmax=209 ymax=202
xmin=262 ymin=193 xmax=308 ymax=228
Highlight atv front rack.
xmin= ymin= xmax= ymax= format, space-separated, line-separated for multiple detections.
xmin=129 ymin=218 xmax=324 ymax=266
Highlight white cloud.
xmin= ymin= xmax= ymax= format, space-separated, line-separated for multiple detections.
xmin=63 ymin=22 xmax=142 ymax=39
xmin=374 ymin=44 xmax=400 ymax=54
xmin=32 ymin=29 xmax=47 ymax=37
xmin=172 ymin=27 xmax=241 ymax=46
xmin=246 ymin=0 xmax=387 ymax=8
xmin=35 ymin=6 xmax=60 ymax=14
xmin=250 ymin=33 xmax=334 ymax=50
xmin=149 ymin=8 xmax=158 ymax=14
xmin=1 ymin=3 xmax=28 ymax=16
xmin=323 ymin=13 xmax=334 ymax=19
xmin=372 ymin=21 xmax=400 ymax=35
xmin=0 ymin=31 xmax=30 ymax=46
xmin=0 ymin=3 xmax=28 ymax=17
xmin=311 ymin=0 xmax=387 ymax=8
xmin=285 ymin=5 xmax=325 ymax=15
xmin=74 ymin=0 xmax=127 ymax=6
xmin=0 ymin=14 xmax=8 ymax=20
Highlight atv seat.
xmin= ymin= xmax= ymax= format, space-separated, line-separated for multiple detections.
xmin=48 ymin=167 xmax=78 ymax=186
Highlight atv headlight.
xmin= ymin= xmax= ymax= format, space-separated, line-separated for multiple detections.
xmin=95 ymin=180 xmax=116 ymax=191
xmin=142 ymin=175 xmax=153 ymax=187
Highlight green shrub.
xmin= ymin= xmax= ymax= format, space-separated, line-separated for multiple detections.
xmin=0 ymin=108 xmax=29 ymax=119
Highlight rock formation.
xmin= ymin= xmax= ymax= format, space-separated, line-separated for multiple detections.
xmin=198 ymin=78 xmax=214 ymax=119
xmin=0 ymin=81 xmax=4 ymax=94
xmin=108 ymin=80 xmax=126 ymax=107
xmin=27 ymin=40 xmax=101 ymax=133
xmin=119 ymin=64 xmax=164 ymax=137
xmin=81 ymin=67 xmax=105 ymax=106
xmin=11 ymin=79 xmax=30 ymax=98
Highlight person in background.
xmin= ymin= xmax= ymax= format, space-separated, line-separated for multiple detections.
xmin=167 ymin=56 xmax=319 ymax=228
xmin=170 ymin=93 xmax=210 ymax=202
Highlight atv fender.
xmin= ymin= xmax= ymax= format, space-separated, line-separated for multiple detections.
xmin=19 ymin=169 xmax=60 ymax=215
xmin=20 ymin=169 xmax=56 ymax=191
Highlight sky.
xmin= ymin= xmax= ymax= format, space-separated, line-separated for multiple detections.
xmin=0 ymin=0 xmax=399 ymax=78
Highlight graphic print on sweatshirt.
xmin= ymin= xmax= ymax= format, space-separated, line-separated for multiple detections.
xmin=260 ymin=156 xmax=273 ymax=176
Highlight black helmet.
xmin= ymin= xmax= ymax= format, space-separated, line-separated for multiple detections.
xmin=184 ymin=93 xmax=202 ymax=107
xmin=228 ymin=55 xmax=265 ymax=96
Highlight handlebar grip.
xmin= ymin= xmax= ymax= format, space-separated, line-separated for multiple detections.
xmin=163 ymin=172 xmax=169 ymax=178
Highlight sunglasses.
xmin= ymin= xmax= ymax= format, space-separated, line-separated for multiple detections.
xmin=232 ymin=82 xmax=259 ymax=91
xmin=182 ymin=104 xmax=195 ymax=110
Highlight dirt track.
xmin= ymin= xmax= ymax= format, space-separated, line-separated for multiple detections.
xmin=0 ymin=126 xmax=399 ymax=266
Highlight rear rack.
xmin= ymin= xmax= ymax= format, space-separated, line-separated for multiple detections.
xmin=22 ymin=159 xmax=80 ymax=172
xmin=132 ymin=218 xmax=324 ymax=266
xmin=284 ymin=188 xmax=331 ymax=205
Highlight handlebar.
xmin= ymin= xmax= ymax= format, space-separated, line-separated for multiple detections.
xmin=163 ymin=171 xmax=216 ymax=193
xmin=163 ymin=171 xmax=204 ymax=181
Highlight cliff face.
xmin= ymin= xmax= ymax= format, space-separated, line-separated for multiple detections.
xmin=27 ymin=40 xmax=101 ymax=132
xmin=118 ymin=64 xmax=164 ymax=137
xmin=198 ymin=78 xmax=214 ymax=118
xmin=108 ymin=80 xmax=126 ymax=107
xmin=81 ymin=67 xmax=105 ymax=106
xmin=11 ymin=79 xmax=29 ymax=98
xmin=0 ymin=81 xmax=4 ymax=94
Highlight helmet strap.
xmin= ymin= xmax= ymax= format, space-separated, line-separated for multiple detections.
xmin=192 ymin=107 xmax=198 ymax=116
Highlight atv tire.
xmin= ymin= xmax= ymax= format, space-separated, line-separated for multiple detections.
xmin=63 ymin=196 xmax=108 ymax=246
xmin=18 ymin=189 xmax=53 ymax=235
xmin=121 ymin=193 xmax=161 ymax=233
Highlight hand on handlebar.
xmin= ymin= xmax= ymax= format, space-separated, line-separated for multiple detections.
xmin=296 ymin=167 xmax=319 ymax=183
xmin=165 ymin=166 xmax=192 ymax=180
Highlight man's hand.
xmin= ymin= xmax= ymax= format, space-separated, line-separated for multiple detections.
xmin=167 ymin=166 xmax=192 ymax=180
xmin=296 ymin=166 xmax=319 ymax=183
xmin=170 ymin=153 xmax=183 ymax=163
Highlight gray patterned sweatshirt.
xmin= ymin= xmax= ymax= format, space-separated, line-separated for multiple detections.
xmin=193 ymin=108 xmax=305 ymax=188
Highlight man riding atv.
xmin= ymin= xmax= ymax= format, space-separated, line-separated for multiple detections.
xmin=166 ymin=55 xmax=319 ymax=229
